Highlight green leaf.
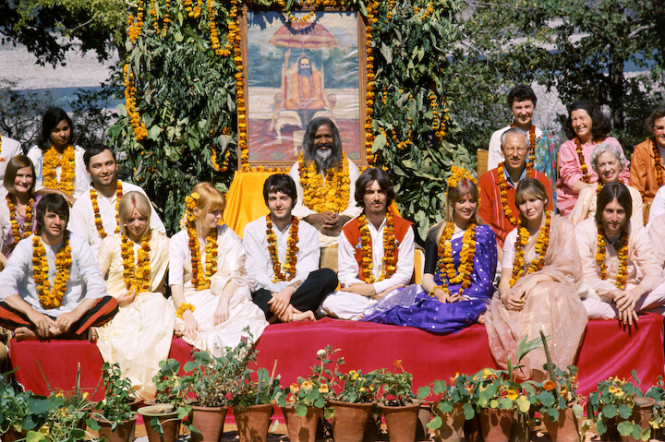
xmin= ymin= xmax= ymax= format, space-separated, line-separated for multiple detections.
xmin=617 ymin=420 xmax=636 ymax=436
xmin=603 ymin=404 xmax=618 ymax=419
xmin=427 ymin=415 xmax=443 ymax=430
xmin=417 ymin=386 xmax=431 ymax=399
xmin=463 ymin=403 xmax=475 ymax=419
xmin=87 ymin=417 xmax=101 ymax=431
xmin=296 ymin=404 xmax=307 ymax=417
xmin=618 ymin=404 xmax=632 ymax=419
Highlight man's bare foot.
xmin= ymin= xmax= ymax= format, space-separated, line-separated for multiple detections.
xmin=477 ymin=313 xmax=486 ymax=325
xmin=292 ymin=310 xmax=316 ymax=322
xmin=88 ymin=328 xmax=98 ymax=343
xmin=14 ymin=327 xmax=38 ymax=341
xmin=174 ymin=329 xmax=183 ymax=337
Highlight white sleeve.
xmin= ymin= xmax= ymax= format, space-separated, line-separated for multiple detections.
xmin=340 ymin=159 xmax=362 ymax=219
xmin=649 ymin=187 xmax=665 ymax=227
xmin=168 ymin=231 xmax=186 ymax=287
xmin=290 ymin=161 xmax=316 ymax=219
xmin=242 ymin=220 xmax=281 ymax=293
xmin=502 ymin=228 xmax=518 ymax=270
xmin=75 ymin=235 xmax=107 ymax=300
xmin=27 ymin=147 xmax=44 ymax=192
xmin=338 ymin=229 xmax=363 ymax=287
xmin=293 ymin=222 xmax=320 ymax=284
xmin=372 ymin=226 xmax=415 ymax=293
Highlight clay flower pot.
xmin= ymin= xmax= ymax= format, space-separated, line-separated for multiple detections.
xmin=432 ymin=402 xmax=466 ymax=442
xmin=95 ymin=416 xmax=138 ymax=442
xmin=233 ymin=403 xmax=274 ymax=442
xmin=378 ymin=400 xmax=421 ymax=442
xmin=190 ymin=405 xmax=228 ymax=442
xmin=138 ymin=403 xmax=182 ymax=442
xmin=282 ymin=405 xmax=322 ymax=442
xmin=478 ymin=408 xmax=514 ymax=442
xmin=327 ymin=399 xmax=375 ymax=442
xmin=542 ymin=408 xmax=580 ymax=442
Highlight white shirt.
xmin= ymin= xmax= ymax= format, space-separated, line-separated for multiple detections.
xmin=487 ymin=125 xmax=543 ymax=171
xmin=68 ymin=181 xmax=165 ymax=257
xmin=0 ymin=136 xmax=23 ymax=183
xmin=338 ymin=216 xmax=415 ymax=294
xmin=27 ymin=145 xmax=91 ymax=200
xmin=243 ymin=215 xmax=320 ymax=293
xmin=0 ymin=233 xmax=107 ymax=316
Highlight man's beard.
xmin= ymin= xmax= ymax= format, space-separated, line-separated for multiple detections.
xmin=313 ymin=145 xmax=337 ymax=171
xmin=298 ymin=65 xmax=313 ymax=77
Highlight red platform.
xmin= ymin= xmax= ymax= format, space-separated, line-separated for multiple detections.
xmin=9 ymin=315 xmax=664 ymax=401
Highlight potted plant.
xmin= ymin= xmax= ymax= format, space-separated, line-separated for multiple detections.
xmin=139 ymin=358 xmax=192 ymax=442
xmin=0 ymin=375 xmax=50 ymax=441
xmin=327 ymin=366 xmax=379 ymax=442
xmin=419 ymin=374 xmax=476 ymax=442
xmin=28 ymin=388 xmax=94 ymax=441
xmin=87 ymin=362 xmax=137 ymax=442
xmin=646 ymin=377 xmax=665 ymax=440
xmin=587 ymin=372 xmax=651 ymax=441
xmin=183 ymin=336 xmax=255 ymax=442
xmin=231 ymin=361 xmax=281 ymax=442
xmin=276 ymin=346 xmax=339 ymax=442
xmin=375 ymin=359 xmax=420 ymax=442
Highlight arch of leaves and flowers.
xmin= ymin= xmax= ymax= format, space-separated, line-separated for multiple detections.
xmin=108 ymin=0 xmax=475 ymax=238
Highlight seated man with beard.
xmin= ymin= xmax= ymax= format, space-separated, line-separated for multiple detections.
xmin=289 ymin=117 xmax=361 ymax=269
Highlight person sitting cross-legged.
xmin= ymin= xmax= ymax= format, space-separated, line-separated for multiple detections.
xmin=243 ymin=174 xmax=338 ymax=323
xmin=0 ymin=193 xmax=118 ymax=341
xmin=318 ymin=167 xmax=414 ymax=320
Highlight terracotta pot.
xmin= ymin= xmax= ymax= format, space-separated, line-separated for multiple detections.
xmin=282 ymin=405 xmax=322 ymax=442
xmin=542 ymin=408 xmax=580 ymax=442
xmin=1 ymin=428 xmax=26 ymax=442
xmin=379 ymin=400 xmax=421 ymax=442
xmin=462 ymin=413 xmax=483 ymax=442
xmin=599 ymin=417 xmax=621 ymax=441
xmin=416 ymin=403 xmax=432 ymax=441
xmin=138 ymin=403 xmax=182 ymax=442
xmin=477 ymin=408 xmax=514 ymax=442
xmin=511 ymin=411 xmax=530 ymax=442
xmin=327 ymin=399 xmax=375 ymax=442
xmin=96 ymin=416 xmax=138 ymax=442
xmin=432 ymin=402 xmax=465 ymax=442
xmin=620 ymin=397 xmax=656 ymax=442
xmin=191 ymin=405 xmax=228 ymax=442
xmin=233 ymin=403 xmax=273 ymax=442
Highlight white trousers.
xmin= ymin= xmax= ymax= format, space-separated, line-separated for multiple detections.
xmin=318 ymin=291 xmax=378 ymax=320
xmin=583 ymin=281 xmax=665 ymax=319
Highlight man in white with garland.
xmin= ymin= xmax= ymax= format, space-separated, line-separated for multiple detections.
xmin=289 ymin=117 xmax=361 ymax=269
xmin=243 ymin=174 xmax=338 ymax=322
xmin=0 ymin=194 xmax=117 ymax=340
xmin=68 ymin=144 xmax=165 ymax=256
xmin=319 ymin=167 xmax=414 ymax=320
xmin=0 ymin=133 xmax=23 ymax=182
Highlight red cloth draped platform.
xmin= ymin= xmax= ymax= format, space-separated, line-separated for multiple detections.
xmin=9 ymin=315 xmax=665 ymax=402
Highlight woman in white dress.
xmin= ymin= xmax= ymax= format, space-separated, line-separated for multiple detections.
xmin=96 ymin=191 xmax=174 ymax=400
xmin=27 ymin=107 xmax=90 ymax=204
xmin=0 ymin=156 xmax=40 ymax=267
xmin=169 ymin=182 xmax=268 ymax=356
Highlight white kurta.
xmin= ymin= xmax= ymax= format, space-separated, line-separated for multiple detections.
xmin=68 ymin=181 xmax=166 ymax=257
xmin=289 ymin=156 xmax=362 ymax=247
xmin=95 ymin=231 xmax=174 ymax=400
xmin=168 ymin=225 xmax=268 ymax=356
xmin=0 ymin=233 xmax=107 ymax=316
xmin=27 ymin=145 xmax=91 ymax=200
xmin=0 ymin=136 xmax=23 ymax=183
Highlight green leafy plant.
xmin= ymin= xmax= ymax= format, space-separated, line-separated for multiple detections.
xmin=336 ymin=368 xmax=379 ymax=404
xmin=231 ymin=365 xmax=282 ymax=408
xmin=87 ymin=362 xmax=136 ymax=431
xmin=375 ymin=359 xmax=417 ymax=406
xmin=646 ymin=377 xmax=665 ymax=433
xmin=587 ymin=371 xmax=649 ymax=440
xmin=418 ymin=373 xmax=476 ymax=431
xmin=0 ymin=371 xmax=50 ymax=436
xmin=526 ymin=365 xmax=583 ymax=423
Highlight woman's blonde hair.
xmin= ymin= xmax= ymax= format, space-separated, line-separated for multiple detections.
xmin=433 ymin=178 xmax=481 ymax=243
xmin=191 ymin=182 xmax=226 ymax=213
xmin=118 ymin=191 xmax=151 ymax=237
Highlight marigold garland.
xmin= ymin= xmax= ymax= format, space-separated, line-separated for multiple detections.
xmin=149 ymin=0 xmax=170 ymax=36
xmin=575 ymin=137 xmax=601 ymax=184
xmin=447 ymin=166 xmax=477 ymax=189
xmin=42 ymin=144 xmax=76 ymax=196
xmin=7 ymin=194 xmax=33 ymax=245
xmin=33 ymin=232 xmax=72 ymax=309
xmin=497 ymin=162 xmax=519 ymax=227
xmin=364 ymin=0 xmax=378 ymax=164
xmin=509 ymin=211 xmax=551 ymax=287
xmin=176 ymin=302 xmax=195 ymax=318
xmin=511 ymin=123 xmax=535 ymax=177
xmin=265 ymin=215 xmax=299 ymax=282
xmin=298 ymin=151 xmax=350 ymax=213
xmin=120 ymin=231 xmax=151 ymax=293
xmin=431 ymin=222 xmax=476 ymax=297
xmin=124 ymin=64 xmax=147 ymax=142
xmin=358 ymin=210 xmax=396 ymax=283
xmin=90 ymin=181 xmax=123 ymax=239
xmin=651 ymin=138 xmax=664 ymax=188
xmin=127 ymin=0 xmax=145 ymax=43
xmin=185 ymin=192 xmax=218 ymax=290
xmin=596 ymin=222 xmax=630 ymax=290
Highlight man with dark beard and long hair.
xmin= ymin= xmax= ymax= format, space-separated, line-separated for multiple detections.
xmin=289 ymin=117 xmax=361 ymax=270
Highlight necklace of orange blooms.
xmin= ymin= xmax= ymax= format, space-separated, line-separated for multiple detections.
xmin=430 ymin=166 xmax=478 ymax=299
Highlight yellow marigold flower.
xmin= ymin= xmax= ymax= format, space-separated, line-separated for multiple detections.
xmin=319 ymin=384 xmax=329 ymax=394
xmin=506 ymin=389 xmax=518 ymax=400
xmin=608 ymin=385 xmax=617 ymax=394
xmin=615 ymin=389 xmax=624 ymax=397
xmin=290 ymin=383 xmax=300 ymax=393
xmin=302 ymin=380 xmax=313 ymax=390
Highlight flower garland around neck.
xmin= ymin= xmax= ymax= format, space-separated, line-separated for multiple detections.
xmin=185 ymin=192 xmax=218 ymax=290
xmin=120 ymin=231 xmax=151 ymax=293
xmin=6 ymin=194 xmax=33 ymax=245
xmin=33 ymin=231 xmax=72 ymax=309
xmin=43 ymin=144 xmax=76 ymax=195
xmin=431 ymin=221 xmax=476 ymax=297
xmin=298 ymin=151 xmax=350 ymax=213
xmin=91 ymin=181 xmax=123 ymax=239
xmin=266 ymin=214 xmax=299 ymax=283
xmin=358 ymin=210 xmax=396 ymax=283
xmin=510 ymin=123 xmax=536 ymax=177
xmin=596 ymin=222 xmax=629 ymax=290
xmin=509 ymin=211 xmax=551 ymax=287
xmin=497 ymin=163 xmax=520 ymax=227
xmin=575 ymin=137 xmax=602 ymax=184
xmin=651 ymin=138 xmax=664 ymax=188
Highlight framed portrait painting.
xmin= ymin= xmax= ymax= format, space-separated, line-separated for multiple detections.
xmin=238 ymin=6 xmax=368 ymax=169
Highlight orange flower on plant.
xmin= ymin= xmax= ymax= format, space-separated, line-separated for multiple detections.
xmin=543 ymin=380 xmax=556 ymax=391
